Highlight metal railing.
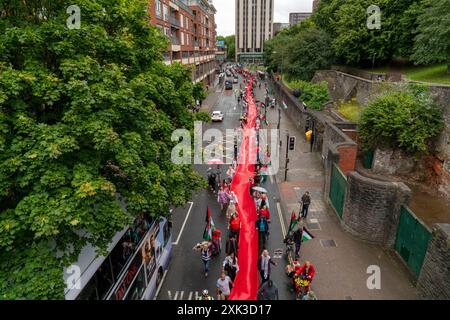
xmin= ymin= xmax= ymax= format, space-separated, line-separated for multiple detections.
xmin=171 ymin=36 xmax=180 ymax=45
xmin=170 ymin=16 xmax=180 ymax=28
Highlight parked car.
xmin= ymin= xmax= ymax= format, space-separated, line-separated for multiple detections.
xmin=211 ymin=111 xmax=224 ymax=122
xmin=233 ymin=76 xmax=239 ymax=84
xmin=225 ymin=80 xmax=233 ymax=90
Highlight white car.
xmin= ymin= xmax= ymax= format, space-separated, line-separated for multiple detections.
xmin=211 ymin=111 xmax=224 ymax=122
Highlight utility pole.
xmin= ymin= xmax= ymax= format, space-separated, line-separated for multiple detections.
xmin=284 ymin=132 xmax=289 ymax=181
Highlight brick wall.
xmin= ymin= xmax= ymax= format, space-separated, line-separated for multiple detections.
xmin=337 ymin=145 xmax=357 ymax=175
xmin=417 ymin=224 xmax=450 ymax=300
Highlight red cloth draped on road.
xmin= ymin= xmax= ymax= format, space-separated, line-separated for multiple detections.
xmin=229 ymin=76 xmax=259 ymax=300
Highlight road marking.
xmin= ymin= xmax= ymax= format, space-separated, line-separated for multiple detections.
xmin=154 ymin=269 xmax=168 ymax=300
xmin=166 ymin=290 xmax=198 ymax=300
xmin=276 ymin=202 xmax=287 ymax=238
xmin=172 ymin=201 xmax=194 ymax=245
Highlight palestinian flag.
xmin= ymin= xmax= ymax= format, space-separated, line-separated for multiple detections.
xmin=302 ymin=227 xmax=314 ymax=242
xmin=288 ymin=211 xmax=297 ymax=234
xmin=203 ymin=207 xmax=215 ymax=241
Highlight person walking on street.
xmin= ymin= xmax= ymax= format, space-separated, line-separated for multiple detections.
xmin=217 ymin=186 xmax=229 ymax=212
xmin=258 ymin=249 xmax=277 ymax=284
xmin=193 ymin=241 xmax=212 ymax=277
xmin=198 ymin=289 xmax=214 ymax=300
xmin=292 ymin=219 xmax=304 ymax=260
xmin=216 ymin=272 xmax=234 ymax=300
xmin=207 ymin=170 xmax=217 ymax=193
xmin=300 ymin=191 xmax=311 ymax=219
xmin=296 ymin=261 xmax=316 ymax=294
xmin=258 ymin=205 xmax=271 ymax=222
xmin=229 ymin=213 xmax=241 ymax=241
xmin=226 ymin=234 xmax=239 ymax=256
xmin=256 ymin=215 xmax=269 ymax=247
xmin=258 ymin=280 xmax=279 ymax=300
xmin=223 ymin=252 xmax=239 ymax=281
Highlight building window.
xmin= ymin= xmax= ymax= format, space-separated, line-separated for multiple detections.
xmin=163 ymin=4 xmax=169 ymax=21
xmin=180 ymin=13 xmax=184 ymax=28
xmin=181 ymin=32 xmax=185 ymax=45
xmin=155 ymin=0 xmax=162 ymax=18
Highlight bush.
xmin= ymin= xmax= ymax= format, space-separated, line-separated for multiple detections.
xmin=358 ymin=87 xmax=443 ymax=156
xmin=288 ymin=80 xmax=330 ymax=110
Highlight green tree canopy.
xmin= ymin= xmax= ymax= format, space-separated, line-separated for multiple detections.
xmin=0 ymin=0 xmax=204 ymax=299
xmin=284 ymin=28 xmax=334 ymax=81
xmin=412 ymin=0 xmax=450 ymax=73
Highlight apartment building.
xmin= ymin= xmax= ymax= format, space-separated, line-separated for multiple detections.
xmin=289 ymin=12 xmax=312 ymax=27
xmin=148 ymin=0 xmax=217 ymax=85
xmin=235 ymin=0 xmax=274 ymax=64
xmin=272 ymin=22 xmax=289 ymax=36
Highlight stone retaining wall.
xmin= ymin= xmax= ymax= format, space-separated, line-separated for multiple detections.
xmin=342 ymin=171 xmax=411 ymax=247
xmin=417 ymin=224 xmax=450 ymax=300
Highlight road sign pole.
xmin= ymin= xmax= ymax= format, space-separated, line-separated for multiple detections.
xmin=285 ymin=133 xmax=289 ymax=181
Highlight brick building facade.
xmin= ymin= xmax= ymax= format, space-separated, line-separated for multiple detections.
xmin=147 ymin=0 xmax=217 ymax=85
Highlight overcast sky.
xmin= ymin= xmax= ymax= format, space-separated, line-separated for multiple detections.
xmin=213 ymin=0 xmax=314 ymax=36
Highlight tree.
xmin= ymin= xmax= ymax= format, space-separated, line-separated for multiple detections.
xmin=284 ymin=28 xmax=334 ymax=81
xmin=264 ymin=19 xmax=319 ymax=74
xmin=216 ymin=35 xmax=236 ymax=61
xmin=0 ymin=0 xmax=205 ymax=299
xmin=412 ymin=0 xmax=450 ymax=73
xmin=358 ymin=85 xmax=444 ymax=156
xmin=287 ymin=80 xmax=330 ymax=110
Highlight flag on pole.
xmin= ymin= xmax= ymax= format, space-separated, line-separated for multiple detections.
xmin=203 ymin=207 xmax=215 ymax=241
xmin=301 ymin=227 xmax=314 ymax=242
xmin=288 ymin=211 xmax=297 ymax=234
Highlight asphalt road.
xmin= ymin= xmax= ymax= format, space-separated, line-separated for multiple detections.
xmin=156 ymin=75 xmax=294 ymax=301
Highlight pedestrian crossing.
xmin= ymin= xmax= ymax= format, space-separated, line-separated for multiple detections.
xmin=167 ymin=290 xmax=201 ymax=300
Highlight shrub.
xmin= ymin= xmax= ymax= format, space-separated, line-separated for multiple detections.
xmin=288 ymin=80 xmax=330 ymax=110
xmin=358 ymin=87 xmax=443 ymax=156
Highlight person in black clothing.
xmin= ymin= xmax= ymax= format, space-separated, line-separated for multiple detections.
xmin=207 ymin=171 xmax=217 ymax=193
xmin=292 ymin=220 xmax=304 ymax=260
xmin=300 ymin=191 xmax=311 ymax=219
xmin=226 ymin=234 xmax=238 ymax=256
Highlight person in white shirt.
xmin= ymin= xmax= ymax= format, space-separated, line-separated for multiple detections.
xmin=222 ymin=252 xmax=239 ymax=281
xmin=216 ymin=272 xmax=234 ymax=300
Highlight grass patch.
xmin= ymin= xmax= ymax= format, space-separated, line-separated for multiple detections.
xmin=363 ymin=64 xmax=450 ymax=85
xmin=336 ymin=99 xmax=362 ymax=123
xmin=403 ymin=64 xmax=450 ymax=85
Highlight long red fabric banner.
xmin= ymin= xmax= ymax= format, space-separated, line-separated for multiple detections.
xmin=229 ymin=77 xmax=259 ymax=300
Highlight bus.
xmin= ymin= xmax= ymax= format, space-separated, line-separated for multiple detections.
xmin=64 ymin=213 xmax=172 ymax=300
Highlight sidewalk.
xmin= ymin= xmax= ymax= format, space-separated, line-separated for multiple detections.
xmin=199 ymin=81 xmax=223 ymax=113
xmin=261 ymin=85 xmax=419 ymax=299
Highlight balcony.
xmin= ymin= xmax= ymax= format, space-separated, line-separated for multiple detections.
xmin=171 ymin=36 xmax=180 ymax=45
xmin=170 ymin=16 xmax=180 ymax=28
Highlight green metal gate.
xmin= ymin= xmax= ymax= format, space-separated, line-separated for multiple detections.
xmin=395 ymin=206 xmax=432 ymax=278
xmin=329 ymin=163 xmax=347 ymax=218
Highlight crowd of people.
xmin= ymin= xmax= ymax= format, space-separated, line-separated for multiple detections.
xmin=195 ymin=66 xmax=316 ymax=301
